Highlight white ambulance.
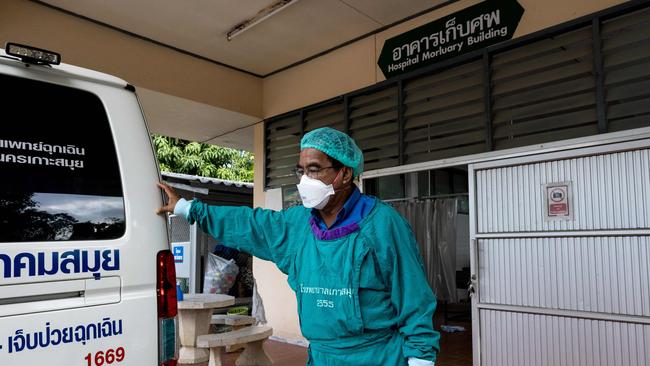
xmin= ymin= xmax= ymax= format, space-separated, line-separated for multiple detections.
xmin=0 ymin=43 xmax=178 ymax=366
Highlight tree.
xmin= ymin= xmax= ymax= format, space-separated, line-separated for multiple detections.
xmin=152 ymin=135 xmax=254 ymax=182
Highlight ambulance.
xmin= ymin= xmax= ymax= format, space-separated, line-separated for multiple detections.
xmin=0 ymin=43 xmax=178 ymax=366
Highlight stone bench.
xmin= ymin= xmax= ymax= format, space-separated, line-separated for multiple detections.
xmin=197 ymin=326 xmax=274 ymax=366
xmin=211 ymin=315 xmax=257 ymax=352
xmin=211 ymin=314 xmax=256 ymax=327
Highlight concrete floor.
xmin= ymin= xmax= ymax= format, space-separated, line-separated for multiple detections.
xmin=435 ymin=320 xmax=472 ymax=366
xmin=220 ymin=319 xmax=472 ymax=366
xmin=221 ymin=339 xmax=308 ymax=365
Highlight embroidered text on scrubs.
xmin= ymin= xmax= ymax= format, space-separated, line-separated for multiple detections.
xmin=299 ymin=284 xmax=353 ymax=298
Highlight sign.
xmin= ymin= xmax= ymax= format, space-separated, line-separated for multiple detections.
xmin=173 ymin=245 xmax=184 ymax=263
xmin=545 ymin=182 xmax=572 ymax=221
xmin=377 ymin=0 xmax=525 ymax=79
xmin=173 ymin=242 xmax=191 ymax=278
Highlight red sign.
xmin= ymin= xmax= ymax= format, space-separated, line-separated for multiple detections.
xmin=546 ymin=184 xmax=571 ymax=219
xmin=549 ymin=203 xmax=568 ymax=215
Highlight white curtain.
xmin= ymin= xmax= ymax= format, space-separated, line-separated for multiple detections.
xmin=391 ymin=198 xmax=458 ymax=303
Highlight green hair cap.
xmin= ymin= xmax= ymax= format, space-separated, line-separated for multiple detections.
xmin=300 ymin=127 xmax=364 ymax=177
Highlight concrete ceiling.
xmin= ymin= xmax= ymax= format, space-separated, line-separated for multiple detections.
xmin=33 ymin=0 xmax=451 ymax=152
xmin=38 ymin=0 xmax=450 ymax=76
xmin=137 ymin=88 xmax=258 ymax=152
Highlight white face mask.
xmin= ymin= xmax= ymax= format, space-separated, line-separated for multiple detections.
xmin=296 ymin=174 xmax=336 ymax=209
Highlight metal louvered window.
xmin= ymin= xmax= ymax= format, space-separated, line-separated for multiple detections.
xmin=349 ymin=87 xmax=400 ymax=171
xmin=265 ymin=101 xmax=345 ymax=189
xmin=491 ymin=25 xmax=598 ymax=149
xmin=404 ymin=60 xmax=486 ymax=164
xmin=305 ymin=102 xmax=345 ymax=133
xmin=602 ymin=7 xmax=650 ymax=132
xmin=264 ymin=2 xmax=650 ymax=189
xmin=265 ymin=113 xmax=301 ymax=188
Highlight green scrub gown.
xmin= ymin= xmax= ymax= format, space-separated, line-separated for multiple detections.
xmin=187 ymin=198 xmax=440 ymax=365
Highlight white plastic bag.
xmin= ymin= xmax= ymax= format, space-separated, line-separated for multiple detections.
xmin=251 ymin=278 xmax=267 ymax=325
xmin=203 ymin=252 xmax=239 ymax=294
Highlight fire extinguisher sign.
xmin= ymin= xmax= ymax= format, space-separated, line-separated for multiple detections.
xmin=545 ymin=182 xmax=573 ymax=221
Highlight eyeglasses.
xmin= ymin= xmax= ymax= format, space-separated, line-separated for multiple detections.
xmin=293 ymin=166 xmax=336 ymax=179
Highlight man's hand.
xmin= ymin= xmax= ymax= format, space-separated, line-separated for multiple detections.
xmin=156 ymin=182 xmax=181 ymax=215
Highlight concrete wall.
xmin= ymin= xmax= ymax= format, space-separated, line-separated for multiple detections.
xmin=262 ymin=36 xmax=377 ymax=119
xmin=262 ymin=0 xmax=626 ymax=119
xmin=252 ymin=121 xmax=303 ymax=339
xmin=251 ymin=123 xmax=303 ymax=340
xmin=0 ymin=0 xmax=263 ymax=118
xmin=254 ymin=0 xmax=627 ymax=342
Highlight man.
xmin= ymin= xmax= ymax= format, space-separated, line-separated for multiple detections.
xmin=158 ymin=127 xmax=440 ymax=365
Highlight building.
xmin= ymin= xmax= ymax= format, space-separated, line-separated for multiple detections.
xmin=3 ymin=1 xmax=649 ymax=364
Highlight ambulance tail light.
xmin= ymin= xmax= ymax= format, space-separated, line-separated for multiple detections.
xmin=157 ymin=250 xmax=178 ymax=366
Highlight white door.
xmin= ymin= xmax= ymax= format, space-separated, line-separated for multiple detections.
xmin=469 ymin=138 xmax=650 ymax=366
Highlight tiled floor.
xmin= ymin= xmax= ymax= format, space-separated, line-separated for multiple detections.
xmin=220 ymin=320 xmax=472 ymax=366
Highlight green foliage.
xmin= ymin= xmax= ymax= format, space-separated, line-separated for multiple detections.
xmin=152 ymin=135 xmax=254 ymax=182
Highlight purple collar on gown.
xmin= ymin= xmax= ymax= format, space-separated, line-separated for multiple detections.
xmin=309 ymin=186 xmax=375 ymax=240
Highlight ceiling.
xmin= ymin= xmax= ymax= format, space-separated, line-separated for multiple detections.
xmin=38 ymin=0 xmax=451 ymax=76
xmin=32 ymin=0 xmax=452 ymax=152
xmin=137 ymin=88 xmax=258 ymax=151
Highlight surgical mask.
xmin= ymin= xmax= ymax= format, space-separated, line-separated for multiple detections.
xmin=297 ymin=173 xmax=338 ymax=209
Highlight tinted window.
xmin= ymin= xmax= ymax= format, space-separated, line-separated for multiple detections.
xmin=363 ymin=174 xmax=405 ymax=200
xmin=0 ymin=73 xmax=125 ymax=242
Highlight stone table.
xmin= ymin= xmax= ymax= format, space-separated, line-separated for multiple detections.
xmin=177 ymin=294 xmax=235 ymax=365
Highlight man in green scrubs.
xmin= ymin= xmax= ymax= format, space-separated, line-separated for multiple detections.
xmin=158 ymin=127 xmax=440 ymax=365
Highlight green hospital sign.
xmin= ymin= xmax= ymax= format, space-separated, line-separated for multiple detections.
xmin=378 ymin=0 xmax=525 ymax=79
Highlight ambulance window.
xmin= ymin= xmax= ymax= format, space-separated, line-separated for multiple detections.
xmin=0 ymin=73 xmax=125 ymax=242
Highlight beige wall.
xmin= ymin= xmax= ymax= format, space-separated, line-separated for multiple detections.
xmin=262 ymin=36 xmax=377 ymax=118
xmin=258 ymin=188 xmax=302 ymax=340
xmin=252 ymin=122 xmax=303 ymax=339
xmin=262 ymin=0 xmax=626 ymax=119
xmin=253 ymin=123 xmax=267 ymax=209
xmin=0 ymin=0 xmax=263 ymax=118
xmin=372 ymin=0 xmax=627 ymax=82
xmin=255 ymin=0 xmax=627 ymax=343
